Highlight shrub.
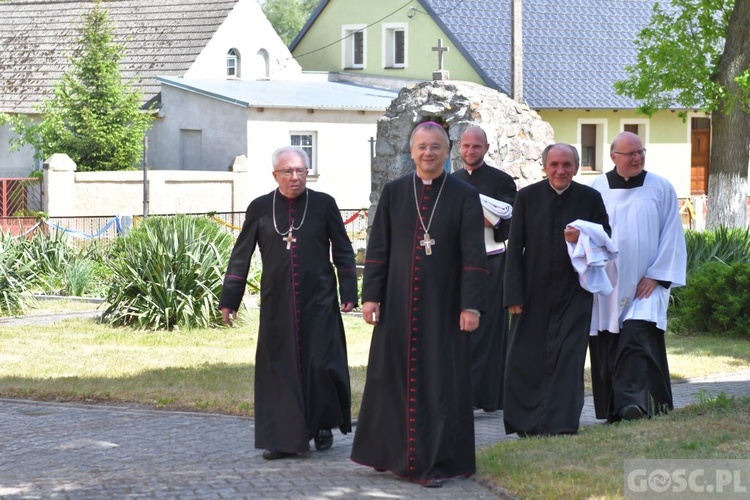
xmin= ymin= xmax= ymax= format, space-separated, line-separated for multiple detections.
xmin=64 ymin=259 xmax=96 ymax=297
xmin=15 ymin=229 xmax=77 ymax=294
xmin=684 ymin=227 xmax=750 ymax=277
xmin=102 ymin=215 xmax=233 ymax=330
xmin=0 ymin=233 xmax=36 ymax=315
xmin=671 ymin=261 xmax=750 ymax=338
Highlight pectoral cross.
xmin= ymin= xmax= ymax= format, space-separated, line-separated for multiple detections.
xmin=420 ymin=232 xmax=435 ymax=255
xmin=284 ymin=230 xmax=296 ymax=250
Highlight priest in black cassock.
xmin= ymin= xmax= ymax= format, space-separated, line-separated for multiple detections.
xmin=219 ymin=146 xmax=357 ymax=460
xmin=351 ymin=122 xmax=489 ymax=488
xmin=503 ymin=143 xmax=610 ymax=436
xmin=453 ymin=126 xmax=517 ymax=412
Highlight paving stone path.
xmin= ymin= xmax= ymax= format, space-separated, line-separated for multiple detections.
xmin=1 ymin=311 xmax=748 ymax=499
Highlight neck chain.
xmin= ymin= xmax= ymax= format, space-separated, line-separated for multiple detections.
xmin=412 ymin=173 xmax=446 ymax=256
xmin=272 ymin=188 xmax=309 ymax=250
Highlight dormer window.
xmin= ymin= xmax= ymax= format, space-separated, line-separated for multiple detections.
xmin=227 ymin=48 xmax=241 ymax=78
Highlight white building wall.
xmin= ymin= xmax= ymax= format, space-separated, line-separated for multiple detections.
xmin=186 ymin=0 xmax=302 ymax=81
xmin=42 ymin=153 xmax=250 ymax=217
xmin=246 ymin=108 xmax=379 ymax=209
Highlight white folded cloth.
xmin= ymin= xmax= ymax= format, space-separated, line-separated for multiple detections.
xmin=479 ymin=194 xmax=513 ymax=224
xmin=565 ymin=219 xmax=618 ymax=295
xmin=479 ymin=194 xmax=513 ymax=254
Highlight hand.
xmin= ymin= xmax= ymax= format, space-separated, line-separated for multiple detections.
xmin=483 ymin=217 xmax=494 ymax=227
xmin=341 ymin=302 xmax=355 ymax=313
xmin=362 ymin=301 xmax=380 ymax=325
xmin=460 ymin=310 xmax=480 ymax=332
xmin=220 ymin=307 xmax=237 ymax=326
xmin=564 ymin=226 xmax=580 ymax=244
xmin=635 ymin=277 xmax=658 ymax=299
xmin=508 ymin=305 xmax=523 ymax=315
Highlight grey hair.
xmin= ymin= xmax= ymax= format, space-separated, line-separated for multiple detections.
xmin=271 ymin=146 xmax=310 ymax=170
xmin=409 ymin=121 xmax=450 ymax=148
xmin=542 ymin=143 xmax=580 ymax=167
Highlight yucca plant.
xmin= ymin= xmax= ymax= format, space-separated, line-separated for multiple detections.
xmin=0 ymin=233 xmax=37 ymax=315
xmin=63 ymin=258 xmax=95 ymax=297
xmin=684 ymin=227 xmax=750 ymax=277
xmin=102 ymin=215 xmax=233 ymax=330
xmin=15 ymin=228 xmax=77 ymax=294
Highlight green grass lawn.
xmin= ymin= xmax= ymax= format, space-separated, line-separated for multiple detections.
xmin=2 ymin=301 xmax=749 ymax=498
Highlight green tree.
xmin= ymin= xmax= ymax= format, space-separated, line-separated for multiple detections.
xmin=0 ymin=0 xmax=152 ymax=171
xmin=262 ymin=0 xmax=317 ymax=46
xmin=615 ymin=0 xmax=750 ymax=228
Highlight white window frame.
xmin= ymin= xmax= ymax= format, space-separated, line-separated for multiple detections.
xmin=342 ymin=24 xmax=366 ymax=69
xmin=576 ymin=119 xmax=608 ymax=173
xmin=227 ymin=48 xmax=240 ymax=78
xmin=382 ymin=23 xmax=407 ymax=69
xmin=290 ymin=132 xmax=317 ymax=175
xmin=619 ymin=118 xmax=650 ymax=144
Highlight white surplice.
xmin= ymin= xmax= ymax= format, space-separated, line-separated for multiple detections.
xmin=589 ymin=172 xmax=687 ymax=334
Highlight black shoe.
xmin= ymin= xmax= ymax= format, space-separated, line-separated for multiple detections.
xmin=314 ymin=428 xmax=333 ymax=451
xmin=262 ymin=449 xmax=295 ymax=460
xmin=421 ymin=478 xmax=443 ymax=488
xmin=374 ymin=467 xmax=387 ymax=472
xmin=620 ymin=404 xmax=645 ymax=421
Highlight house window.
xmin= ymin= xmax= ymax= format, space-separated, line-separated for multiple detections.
xmin=383 ymin=23 xmax=407 ymax=68
xmin=291 ymin=132 xmax=317 ymax=175
xmin=343 ymin=25 xmax=366 ymax=69
xmin=227 ymin=48 xmax=240 ymax=78
xmin=620 ymin=120 xmax=649 ymax=142
xmin=578 ymin=120 xmax=607 ymax=172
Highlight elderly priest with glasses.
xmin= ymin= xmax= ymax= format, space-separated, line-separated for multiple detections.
xmin=588 ymin=131 xmax=687 ymax=423
xmin=219 ymin=146 xmax=358 ymax=461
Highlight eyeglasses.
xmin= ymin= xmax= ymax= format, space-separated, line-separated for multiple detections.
xmin=274 ymin=168 xmax=308 ymax=178
xmin=613 ymin=149 xmax=646 ymax=159
xmin=414 ymin=145 xmax=445 ymax=153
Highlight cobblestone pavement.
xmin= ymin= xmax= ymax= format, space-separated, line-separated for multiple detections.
xmin=2 ymin=312 xmax=749 ymax=499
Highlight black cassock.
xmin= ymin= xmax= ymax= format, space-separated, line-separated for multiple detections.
xmin=503 ymin=180 xmax=609 ymax=436
xmin=219 ymin=188 xmax=357 ymax=454
xmin=351 ymin=172 xmax=488 ymax=483
xmin=454 ymin=163 xmax=517 ymax=411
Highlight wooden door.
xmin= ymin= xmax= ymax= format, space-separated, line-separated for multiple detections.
xmin=691 ymin=129 xmax=710 ymax=194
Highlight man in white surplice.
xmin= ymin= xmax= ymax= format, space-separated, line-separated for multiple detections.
xmin=588 ymin=131 xmax=687 ymax=423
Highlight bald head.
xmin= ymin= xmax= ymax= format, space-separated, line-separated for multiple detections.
xmin=610 ymin=131 xmax=645 ymax=179
xmin=610 ymin=131 xmax=642 ymax=154
xmin=459 ymin=126 xmax=490 ymax=170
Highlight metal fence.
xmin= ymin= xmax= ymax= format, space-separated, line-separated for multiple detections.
xmin=1 ymin=210 xmax=370 ymax=253
xmin=209 ymin=209 xmax=369 ymax=252
xmin=0 ymin=177 xmax=42 ymax=217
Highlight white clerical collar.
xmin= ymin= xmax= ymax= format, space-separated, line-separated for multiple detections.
xmin=417 ymin=173 xmax=443 ymax=185
xmin=549 ymin=181 xmax=571 ymax=195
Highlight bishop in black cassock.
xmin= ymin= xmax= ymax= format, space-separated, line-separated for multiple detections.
xmin=220 ymin=147 xmax=357 ymax=458
xmin=503 ymin=143 xmax=610 ymax=436
xmin=351 ymin=122 xmax=488 ymax=487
